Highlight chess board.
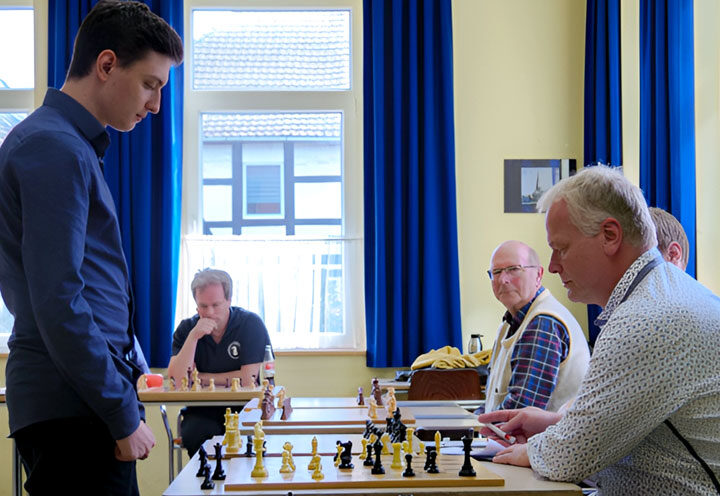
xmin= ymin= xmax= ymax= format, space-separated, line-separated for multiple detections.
xmin=240 ymin=397 xmax=415 ymax=426
xmin=137 ymin=386 xmax=263 ymax=402
xmin=222 ymin=454 xmax=504 ymax=490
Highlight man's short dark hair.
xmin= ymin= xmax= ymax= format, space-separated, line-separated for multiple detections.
xmin=67 ymin=0 xmax=183 ymax=79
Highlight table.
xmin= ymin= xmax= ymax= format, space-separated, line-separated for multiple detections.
xmin=164 ymin=432 xmax=582 ymax=495
xmin=138 ymin=386 xmax=265 ymax=483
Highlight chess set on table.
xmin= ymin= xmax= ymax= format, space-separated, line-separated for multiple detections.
xmin=136 ymin=371 xmax=264 ymax=402
xmin=194 ymin=417 xmax=503 ymax=491
xmin=188 ymin=383 xmax=504 ymax=491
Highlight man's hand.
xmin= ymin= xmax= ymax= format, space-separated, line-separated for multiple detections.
xmin=190 ymin=317 xmax=217 ymax=340
xmin=477 ymin=406 xmax=561 ymax=444
xmin=115 ymin=420 xmax=155 ymax=461
xmin=493 ymin=443 xmax=531 ymax=467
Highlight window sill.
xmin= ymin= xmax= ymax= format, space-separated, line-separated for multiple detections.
xmin=275 ymin=349 xmax=366 ymax=357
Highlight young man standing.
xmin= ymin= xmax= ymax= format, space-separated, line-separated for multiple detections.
xmin=0 ymin=1 xmax=183 ymax=493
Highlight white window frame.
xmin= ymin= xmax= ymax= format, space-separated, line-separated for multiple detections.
xmin=0 ymin=0 xmax=48 ymax=352
xmin=180 ymin=0 xmax=365 ymax=351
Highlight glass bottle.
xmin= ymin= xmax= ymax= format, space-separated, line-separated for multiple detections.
xmin=261 ymin=345 xmax=275 ymax=386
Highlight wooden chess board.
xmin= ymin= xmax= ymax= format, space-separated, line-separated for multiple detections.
xmin=222 ymin=454 xmax=504 ymax=490
xmin=137 ymin=386 xmax=263 ymax=402
xmin=241 ymin=397 xmax=415 ymax=426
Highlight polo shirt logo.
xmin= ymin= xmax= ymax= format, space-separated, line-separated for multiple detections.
xmin=228 ymin=341 xmax=241 ymax=359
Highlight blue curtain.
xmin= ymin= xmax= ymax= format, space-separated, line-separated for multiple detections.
xmin=48 ymin=0 xmax=183 ymax=367
xmin=640 ymin=0 xmax=696 ymax=277
xmin=363 ymin=0 xmax=462 ymax=367
xmin=583 ymin=0 xmax=622 ymax=347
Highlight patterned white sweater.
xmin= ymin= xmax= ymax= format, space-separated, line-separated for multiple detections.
xmin=527 ymin=249 xmax=720 ymax=495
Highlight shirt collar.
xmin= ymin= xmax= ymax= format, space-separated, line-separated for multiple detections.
xmin=595 ymin=247 xmax=663 ymax=327
xmin=502 ymin=286 xmax=545 ymax=334
xmin=43 ymin=88 xmax=110 ymax=158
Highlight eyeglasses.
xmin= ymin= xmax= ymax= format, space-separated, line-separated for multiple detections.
xmin=487 ymin=265 xmax=539 ymax=280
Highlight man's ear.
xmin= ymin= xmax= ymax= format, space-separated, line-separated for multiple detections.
xmin=96 ymin=49 xmax=118 ymax=81
xmin=600 ymin=218 xmax=622 ymax=256
xmin=666 ymin=241 xmax=684 ymax=267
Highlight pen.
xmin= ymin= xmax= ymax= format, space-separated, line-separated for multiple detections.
xmin=480 ymin=422 xmax=516 ymax=444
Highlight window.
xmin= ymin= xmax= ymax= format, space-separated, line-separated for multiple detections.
xmin=0 ymin=1 xmax=46 ymax=343
xmin=182 ymin=3 xmax=363 ymax=350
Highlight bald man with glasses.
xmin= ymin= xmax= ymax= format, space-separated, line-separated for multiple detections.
xmin=482 ymin=240 xmax=590 ymax=413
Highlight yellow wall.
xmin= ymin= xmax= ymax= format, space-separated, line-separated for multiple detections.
xmin=694 ymin=0 xmax=720 ymax=295
xmin=453 ymin=0 xmax=588 ymax=350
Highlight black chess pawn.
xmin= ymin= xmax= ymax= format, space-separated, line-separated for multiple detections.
xmin=425 ymin=448 xmax=439 ymax=473
xmin=402 ymin=453 xmax=415 ymax=477
xmin=458 ymin=436 xmax=476 ymax=477
xmin=212 ymin=442 xmax=226 ymax=480
xmin=196 ymin=445 xmax=209 ymax=477
xmin=363 ymin=441 xmax=374 ymax=466
xmin=357 ymin=387 xmax=365 ymax=405
xmin=371 ymin=440 xmax=385 ymax=474
xmin=200 ymin=470 xmax=215 ymax=490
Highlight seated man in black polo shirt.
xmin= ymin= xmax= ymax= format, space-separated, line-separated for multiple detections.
xmin=168 ymin=268 xmax=272 ymax=456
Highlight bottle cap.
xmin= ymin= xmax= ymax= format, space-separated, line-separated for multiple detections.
xmin=470 ymin=334 xmax=480 ymax=338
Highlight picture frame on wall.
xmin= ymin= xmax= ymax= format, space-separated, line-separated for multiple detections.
xmin=504 ymin=159 xmax=576 ymax=213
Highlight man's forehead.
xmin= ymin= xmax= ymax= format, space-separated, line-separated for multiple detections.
xmin=491 ymin=245 xmax=528 ymax=266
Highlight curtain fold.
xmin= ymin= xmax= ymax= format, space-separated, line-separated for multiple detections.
xmin=363 ymin=0 xmax=462 ymax=367
xmin=583 ymin=0 xmax=622 ymax=347
xmin=640 ymin=0 xmax=696 ymax=277
xmin=48 ymin=0 xmax=183 ymax=367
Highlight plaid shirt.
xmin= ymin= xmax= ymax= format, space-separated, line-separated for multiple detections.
xmin=499 ymin=288 xmax=570 ymax=410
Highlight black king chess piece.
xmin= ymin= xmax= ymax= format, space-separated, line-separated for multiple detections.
xmin=458 ymin=436 xmax=476 ymax=477
xmin=212 ymin=442 xmax=226 ymax=480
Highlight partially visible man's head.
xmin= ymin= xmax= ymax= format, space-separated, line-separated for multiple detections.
xmin=191 ymin=268 xmax=233 ymax=302
xmin=67 ymin=0 xmax=183 ymax=80
xmin=537 ymin=166 xmax=656 ymax=306
xmin=537 ymin=166 xmax=656 ymax=250
xmin=649 ymin=207 xmax=689 ymax=270
xmin=489 ymin=241 xmax=544 ymax=316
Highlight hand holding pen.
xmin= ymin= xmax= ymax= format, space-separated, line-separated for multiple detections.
xmin=477 ymin=406 xmax=563 ymax=445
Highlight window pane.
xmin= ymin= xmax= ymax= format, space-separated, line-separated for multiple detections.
xmin=0 ymin=112 xmax=28 ymax=145
xmin=202 ymin=113 xmax=341 ymax=140
xmin=295 ymin=182 xmax=341 ymax=219
xmin=192 ymin=9 xmax=350 ymax=90
xmin=0 ymin=9 xmax=34 ymax=89
xmin=209 ymin=227 xmax=233 ymax=235
xmin=295 ymin=142 xmax=341 ymax=176
xmin=203 ymin=185 xmax=232 ymax=222
xmin=245 ymin=164 xmax=282 ymax=215
xmin=185 ymin=238 xmax=345 ymax=339
xmin=201 ymin=143 xmax=232 ymax=179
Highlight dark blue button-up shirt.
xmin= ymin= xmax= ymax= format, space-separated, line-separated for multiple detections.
xmin=0 ymin=89 xmax=141 ymax=440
